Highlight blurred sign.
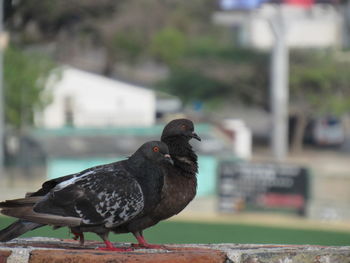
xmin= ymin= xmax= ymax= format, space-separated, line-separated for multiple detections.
xmin=218 ymin=161 xmax=309 ymax=215
xmin=218 ymin=0 xmax=338 ymax=9
xmin=285 ymin=0 xmax=314 ymax=6
xmin=219 ymin=0 xmax=268 ymax=10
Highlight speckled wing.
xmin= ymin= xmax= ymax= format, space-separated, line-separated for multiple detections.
xmin=33 ymin=170 xmax=145 ymax=228
xmin=30 ymin=162 xmax=121 ymax=197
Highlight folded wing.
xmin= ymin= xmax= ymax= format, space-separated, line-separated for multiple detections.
xmin=1 ymin=170 xmax=144 ymax=229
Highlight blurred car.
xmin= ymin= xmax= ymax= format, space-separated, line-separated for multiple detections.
xmin=313 ymin=116 xmax=345 ymax=146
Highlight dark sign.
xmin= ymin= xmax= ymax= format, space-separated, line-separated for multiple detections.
xmin=218 ymin=161 xmax=309 ymax=215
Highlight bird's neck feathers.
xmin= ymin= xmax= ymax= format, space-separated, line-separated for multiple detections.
xmin=162 ymin=136 xmax=198 ymax=177
xmin=126 ymin=154 xmax=164 ymax=209
xmin=126 ymin=154 xmax=164 ymax=180
xmin=126 ymin=154 xmax=163 ymax=183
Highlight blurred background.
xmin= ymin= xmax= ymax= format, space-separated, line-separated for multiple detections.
xmin=0 ymin=0 xmax=350 ymax=245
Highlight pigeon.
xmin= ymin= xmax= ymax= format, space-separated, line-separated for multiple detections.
xmin=111 ymin=118 xmax=201 ymax=249
xmin=0 ymin=141 xmax=173 ymax=251
xmin=0 ymin=119 xmax=200 ymax=250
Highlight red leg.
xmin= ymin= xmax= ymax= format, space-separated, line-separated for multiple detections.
xmin=132 ymin=232 xmax=166 ymax=249
xmin=72 ymin=232 xmax=85 ymax=245
xmin=97 ymin=240 xmax=133 ymax=252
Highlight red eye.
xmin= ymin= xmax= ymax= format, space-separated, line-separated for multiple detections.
xmin=153 ymin=146 xmax=160 ymax=152
xmin=181 ymin=124 xmax=187 ymax=130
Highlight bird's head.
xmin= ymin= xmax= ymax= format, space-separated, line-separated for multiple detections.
xmin=161 ymin=119 xmax=201 ymax=142
xmin=138 ymin=141 xmax=174 ymax=165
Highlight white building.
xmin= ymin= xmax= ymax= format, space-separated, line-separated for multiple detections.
xmin=213 ymin=4 xmax=343 ymax=49
xmin=36 ymin=67 xmax=156 ymax=128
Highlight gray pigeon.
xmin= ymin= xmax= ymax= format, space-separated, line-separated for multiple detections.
xmin=0 ymin=141 xmax=172 ymax=251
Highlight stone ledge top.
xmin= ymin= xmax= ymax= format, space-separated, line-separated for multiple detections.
xmin=0 ymin=238 xmax=349 ymax=263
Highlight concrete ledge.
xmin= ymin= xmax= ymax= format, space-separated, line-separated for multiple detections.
xmin=0 ymin=238 xmax=349 ymax=263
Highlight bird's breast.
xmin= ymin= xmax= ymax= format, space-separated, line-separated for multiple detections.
xmin=152 ymin=173 xmax=197 ymax=220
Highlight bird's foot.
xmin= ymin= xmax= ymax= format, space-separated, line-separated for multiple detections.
xmin=132 ymin=234 xmax=167 ymax=249
xmin=97 ymin=240 xmax=132 ymax=252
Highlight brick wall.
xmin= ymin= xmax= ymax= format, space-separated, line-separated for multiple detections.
xmin=0 ymin=238 xmax=349 ymax=263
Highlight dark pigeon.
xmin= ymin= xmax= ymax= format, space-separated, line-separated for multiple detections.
xmin=0 ymin=141 xmax=172 ymax=251
xmin=111 ymin=118 xmax=201 ymax=249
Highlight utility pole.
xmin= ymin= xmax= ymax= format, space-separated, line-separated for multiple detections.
xmin=269 ymin=7 xmax=289 ymax=161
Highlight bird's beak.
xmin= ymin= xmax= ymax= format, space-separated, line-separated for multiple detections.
xmin=191 ymin=132 xmax=201 ymax=141
xmin=164 ymin=154 xmax=174 ymax=165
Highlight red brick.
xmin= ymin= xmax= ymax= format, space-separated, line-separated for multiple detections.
xmin=0 ymin=250 xmax=11 ymax=263
xmin=29 ymin=247 xmax=226 ymax=263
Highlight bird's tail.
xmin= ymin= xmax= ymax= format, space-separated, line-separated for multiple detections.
xmin=0 ymin=219 xmax=43 ymax=242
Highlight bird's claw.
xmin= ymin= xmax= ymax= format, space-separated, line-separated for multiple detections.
xmin=98 ymin=240 xmax=133 ymax=252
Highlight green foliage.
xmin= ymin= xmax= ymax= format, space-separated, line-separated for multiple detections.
xmin=9 ymin=0 xmax=119 ymax=35
xmin=158 ymin=67 xmax=231 ymax=105
xmin=151 ymin=27 xmax=187 ymax=64
xmin=111 ymin=32 xmax=143 ymax=62
xmin=4 ymin=46 xmax=57 ymax=129
xmin=8 ymin=0 xmax=349 ymax=120
xmin=187 ymin=38 xmax=267 ymax=62
xmin=157 ymin=44 xmax=269 ymax=108
xmin=290 ymin=50 xmax=350 ymax=116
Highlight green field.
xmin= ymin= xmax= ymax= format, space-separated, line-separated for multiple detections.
xmin=1 ymin=216 xmax=350 ymax=246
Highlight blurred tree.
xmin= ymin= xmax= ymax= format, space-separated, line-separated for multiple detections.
xmin=4 ymin=46 xmax=57 ymax=130
xmin=158 ymin=44 xmax=269 ymax=109
xmin=5 ymin=0 xmax=217 ymax=77
xmin=111 ymin=32 xmax=143 ymax=62
xmin=158 ymin=67 xmax=231 ymax=106
xmin=289 ymin=50 xmax=350 ymax=152
xmin=5 ymin=0 xmax=120 ymax=38
xmin=97 ymin=0 xmax=215 ymax=75
xmin=151 ymin=27 xmax=186 ymax=64
xmin=95 ymin=0 xmax=168 ymax=75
